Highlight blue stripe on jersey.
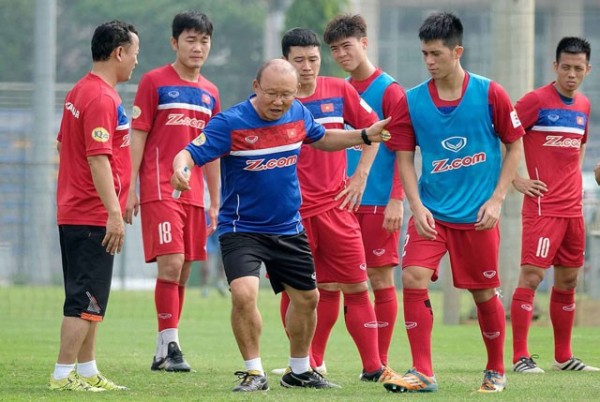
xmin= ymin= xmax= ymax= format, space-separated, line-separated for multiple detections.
xmin=116 ymin=103 xmax=129 ymax=130
xmin=157 ymin=85 xmax=214 ymax=110
xmin=534 ymin=108 xmax=587 ymax=135
xmin=347 ymin=72 xmax=396 ymax=206
xmin=302 ymin=97 xmax=344 ymax=120
xmin=186 ymin=97 xmax=324 ymax=236
xmin=407 ymin=73 xmax=501 ymax=223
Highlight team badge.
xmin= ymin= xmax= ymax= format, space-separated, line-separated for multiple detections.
xmin=576 ymin=116 xmax=585 ymax=126
xmin=202 ymin=94 xmax=211 ymax=104
xmin=245 ymin=136 xmax=259 ymax=144
xmin=192 ymin=132 xmax=206 ymax=146
xmin=441 ymin=136 xmax=467 ymax=153
xmin=91 ymin=127 xmax=110 ymax=143
xmin=287 ymin=128 xmax=297 ymax=138
xmin=320 ymin=103 xmax=334 ymax=113
xmin=132 ymin=105 xmax=141 ymax=119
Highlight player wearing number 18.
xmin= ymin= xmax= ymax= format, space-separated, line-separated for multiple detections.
xmin=125 ymin=10 xmax=221 ymax=372
xmin=510 ymin=37 xmax=599 ymax=374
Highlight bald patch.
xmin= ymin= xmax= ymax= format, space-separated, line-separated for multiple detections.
xmin=256 ymin=59 xmax=298 ymax=84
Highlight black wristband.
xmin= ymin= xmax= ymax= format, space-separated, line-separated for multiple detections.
xmin=361 ymin=129 xmax=372 ymax=145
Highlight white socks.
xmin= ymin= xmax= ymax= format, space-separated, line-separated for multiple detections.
xmin=53 ymin=363 xmax=75 ymax=380
xmin=77 ymin=360 xmax=99 ymax=378
xmin=244 ymin=358 xmax=264 ymax=375
xmin=290 ymin=356 xmax=310 ymax=374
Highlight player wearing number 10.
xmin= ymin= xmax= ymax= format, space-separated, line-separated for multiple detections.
xmin=510 ymin=37 xmax=599 ymax=374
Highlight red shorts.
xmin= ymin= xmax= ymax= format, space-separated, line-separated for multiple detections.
xmin=521 ymin=215 xmax=585 ymax=268
xmin=355 ymin=207 xmax=400 ymax=268
xmin=303 ymin=208 xmax=367 ymax=284
xmin=140 ymin=200 xmax=207 ymax=263
xmin=402 ymin=218 xmax=500 ymax=289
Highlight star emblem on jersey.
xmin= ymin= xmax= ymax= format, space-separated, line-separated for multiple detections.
xmin=441 ymin=136 xmax=467 ymax=152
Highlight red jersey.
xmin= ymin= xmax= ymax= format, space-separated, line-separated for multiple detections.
xmin=131 ymin=64 xmax=220 ymax=206
xmin=296 ymin=76 xmax=378 ymax=218
xmin=515 ymin=83 xmax=590 ymax=217
xmin=56 ymin=73 xmax=131 ymax=226
xmin=388 ymin=72 xmax=523 ymax=152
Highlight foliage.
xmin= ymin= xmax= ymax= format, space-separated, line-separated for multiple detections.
xmin=0 ymin=0 xmax=35 ymax=81
xmin=283 ymin=0 xmax=348 ymax=77
xmin=55 ymin=0 xmax=267 ymax=108
xmin=0 ymin=0 xmax=268 ymax=108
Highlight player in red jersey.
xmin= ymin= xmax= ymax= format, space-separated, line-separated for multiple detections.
xmin=510 ymin=37 xmax=598 ymax=374
xmin=125 ymin=11 xmax=220 ymax=372
xmin=382 ymin=12 xmax=524 ymax=394
xmin=51 ymin=20 xmax=138 ymax=392
xmin=324 ymin=14 xmax=406 ymax=369
xmin=273 ymin=27 xmax=396 ymax=382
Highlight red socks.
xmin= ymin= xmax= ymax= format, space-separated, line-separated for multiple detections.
xmin=310 ymin=289 xmax=340 ymax=367
xmin=373 ymin=287 xmax=398 ymax=366
xmin=403 ymin=288 xmax=434 ymax=376
xmin=178 ymin=284 xmax=186 ymax=321
xmin=510 ymin=287 xmax=535 ymax=362
xmin=550 ymin=287 xmax=575 ymax=363
xmin=155 ymin=279 xmax=179 ymax=331
xmin=476 ymin=295 xmax=505 ymax=373
xmin=344 ymin=290 xmax=381 ymax=373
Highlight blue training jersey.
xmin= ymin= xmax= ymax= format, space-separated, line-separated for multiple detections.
xmin=185 ymin=96 xmax=326 ymax=235
xmin=406 ymin=73 xmax=501 ymax=223
xmin=347 ymin=72 xmax=397 ymax=206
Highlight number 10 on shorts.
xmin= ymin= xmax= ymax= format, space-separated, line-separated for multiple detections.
xmin=536 ymin=237 xmax=550 ymax=258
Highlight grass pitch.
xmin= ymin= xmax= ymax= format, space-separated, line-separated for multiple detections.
xmin=1 ymin=286 xmax=599 ymax=401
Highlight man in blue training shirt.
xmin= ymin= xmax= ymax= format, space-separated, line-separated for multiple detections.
xmin=171 ymin=59 xmax=390 ymax=393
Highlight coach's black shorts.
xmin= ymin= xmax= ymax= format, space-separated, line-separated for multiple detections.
xmin=219 ymin=231 xmax=316 ymax=294
xmin=59 ymin=225 xmax=114 ymax=321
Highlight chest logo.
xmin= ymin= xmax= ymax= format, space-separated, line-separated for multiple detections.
xmin=441 ymin=136 xmax=467 ymax=153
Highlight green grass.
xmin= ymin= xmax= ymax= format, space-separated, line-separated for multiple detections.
xmin=1 ymin=286 xmax=599 ymax=401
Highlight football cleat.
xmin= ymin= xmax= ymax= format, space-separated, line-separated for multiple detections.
xmin=280 ymin=367 xmax=341 ymax=389
xmin=49 ymin=370 xmax=105 ymax=392
xmin=513 ymin=355 xmax=545 ymax=373
xmin=359 ymin=365 xmax=398 ymax=382
xmin=79 ymin=372 xmax=128 ymax=390
xmin=478 ymin=370 xmax=506 ymax=393
xmin=151 ymin=342 xmax=191 ymax=372
xmin=232 ymin=370 xmax=269 ymax=392
xmin=553 ymin=357 xmax=600 ymax=371
xmin=383 ymin=368 xmax=438 ymax=393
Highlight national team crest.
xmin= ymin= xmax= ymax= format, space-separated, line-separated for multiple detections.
xmin=441 ymin=136 xmax=467 ymax=153
xmin=320 ymin=103 xmax=334 ymax=113
xmin=287 ymin=128 xmax=297 ymax=138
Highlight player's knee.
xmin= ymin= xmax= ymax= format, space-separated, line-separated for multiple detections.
xmin=401 ymin=268 xmax=428 ymax=288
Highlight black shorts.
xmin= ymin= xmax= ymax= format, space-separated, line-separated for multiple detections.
xmin=219 ymin=232 xmax=316 ymax=294
xmin=59 ymin=225 xmax=114 ymax=321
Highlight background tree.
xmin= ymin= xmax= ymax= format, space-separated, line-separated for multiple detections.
xmin=283 ymin=0 xmax=348 ymax=77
